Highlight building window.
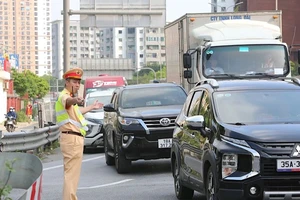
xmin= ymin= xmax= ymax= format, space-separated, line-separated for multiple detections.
xmin=118 ymin=30 xmax=122 ymax=34
xmin=221 ymin=7 xmax=226 ymax=11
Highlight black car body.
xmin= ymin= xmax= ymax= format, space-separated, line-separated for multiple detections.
xmin=103 ymin=83 xmax=187 ymax=173
xmin=171 ymin=78 xmax=300 ymax=200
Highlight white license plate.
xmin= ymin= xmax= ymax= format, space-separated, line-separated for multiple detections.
xmin=277 ymin=159 xmax=300 ymax=172
xmin=158 ymin=138 xmax=172 ymax=148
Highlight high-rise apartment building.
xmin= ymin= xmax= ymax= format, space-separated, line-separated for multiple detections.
xmin=52 ymin=20 xmax=166 ymax=77
xmin=0 ymin=0 xmax=51 ymax=75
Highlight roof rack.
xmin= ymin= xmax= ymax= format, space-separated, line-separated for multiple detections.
xmin=276 ymin=77 xmax=300 ymax=86
xmin=195 ymin=79 xmax=219 ymax=88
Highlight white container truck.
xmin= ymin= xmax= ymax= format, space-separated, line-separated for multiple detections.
xmin=165 ymin=11 xmax=291 ymax=91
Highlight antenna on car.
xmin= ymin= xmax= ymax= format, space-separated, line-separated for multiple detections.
xmin=196 ymin=79 xmax=219 ymax=88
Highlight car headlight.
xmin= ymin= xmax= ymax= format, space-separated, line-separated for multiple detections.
xmin=221 ymin=136 xmax=250 ymax=148
xmin=222 ymin=153 xmax=238 ymax=178
xmin=118 ymin=117 xmax=140 ymax=125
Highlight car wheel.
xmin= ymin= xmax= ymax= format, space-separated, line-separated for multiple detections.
xmin=114 ymin=135 xmax=131 ymax=174
xmin=7 ymin=124 xmax=14 ymax=132
xmin=173 ymin=157 xmax=194 ymax=199
xmin=206 ymin=166 xmax=218 ymax=200
xmin=104 ymin=132 xmax=115 ymax=166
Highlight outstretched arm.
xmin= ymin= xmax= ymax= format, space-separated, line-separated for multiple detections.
xmin=79 ymin=100 xmax=103 ymax=115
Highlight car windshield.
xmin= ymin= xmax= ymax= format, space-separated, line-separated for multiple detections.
xmin=86 ymin=87 xmax=117 ymax=95
xmin=121 ymin=86 xmax=187 ymax=108
xmin=213 ymin=90 xmax=300 ymax=124
xmin=203 ymin=44 xmax=288 ymax=77
xmin=86 ymin=95 xmax=112 ymax=108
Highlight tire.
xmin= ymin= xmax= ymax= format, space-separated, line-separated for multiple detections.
xmin=7 ymin=124 xmax=14 ymax=132
xmin=205 ymin=166 xmax=218 ymax=200
xmin=104 ymin=132 xmax=115 ymax=166
xmin=173 ymin=158 xmax=194 ymax=199
xmin=114 ymin=135 xmax=131 ymax=174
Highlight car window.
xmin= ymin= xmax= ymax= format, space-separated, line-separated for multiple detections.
xmin=86 ymin=96 xmax=111 ymax=107
xmin=120 ymin=86 xmax=187 ymax=109
xmin=213 ymin=90 xmax=300 ymax=124
xmin=199 ymin=91 xmax=211 ymax=126
xmin=187 ymin=91 xmax=203 ymax=117
xmin=182 ymin=92 xmax=194 ymax=116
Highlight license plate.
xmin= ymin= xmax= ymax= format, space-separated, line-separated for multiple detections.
xmin=158 ymin=138 xmax=172 ymax=148
xmin=277 ymin=159 xmax=300 ymax=172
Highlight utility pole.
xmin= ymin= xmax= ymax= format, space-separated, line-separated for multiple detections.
xmin=63 ymin=0 xmax=70 ymax=73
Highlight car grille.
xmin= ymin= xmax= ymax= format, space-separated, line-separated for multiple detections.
xmin=143 ymin=117 xmax=176 ymax=129
xmin=264 ymin=179 xmax=300 ymax=191
xmin=249 ymin=142 xmax=300 ymax=177
xmin=142 ymin=117 xmax=176 ymax=141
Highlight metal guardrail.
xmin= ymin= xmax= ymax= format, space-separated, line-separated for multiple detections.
xmin=0 ymin=125 xmax=60 ymax=152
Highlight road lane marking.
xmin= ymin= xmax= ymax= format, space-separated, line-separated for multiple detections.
xmin=43 ymin=155 xmax=104 ymax=171
xmin=78 ymin=179 xmax=133 ymax=190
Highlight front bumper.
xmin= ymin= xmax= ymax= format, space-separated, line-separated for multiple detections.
xmin=84 ymin=124 xmax=104 ymax=148
xmin=122 ymin=136 xmax=172 ymax=160
xmin=218 ymin=173 xmax=300 ymax=200
xmin=119 ymin=126 xmax=175 ymax=160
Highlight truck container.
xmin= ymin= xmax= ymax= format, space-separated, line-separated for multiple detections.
xmin=165 ymin=10 xmax=290 ymax=91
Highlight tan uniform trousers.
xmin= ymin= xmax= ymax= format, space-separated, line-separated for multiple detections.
xmin=60 ymin=133 xmax=84 ymax=200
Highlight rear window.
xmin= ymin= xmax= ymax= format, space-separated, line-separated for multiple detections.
xmin=121 ymin=86 xmax=187 ymax=108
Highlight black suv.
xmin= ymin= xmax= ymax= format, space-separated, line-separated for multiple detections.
xmin=103 ymin=83 xmax=187 ymax=173
xmin=171 ymin=78 xmax=300 ymax=200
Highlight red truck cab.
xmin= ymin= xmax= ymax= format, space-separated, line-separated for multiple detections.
xmin=84 ymin=74 xmax=127 ymax=98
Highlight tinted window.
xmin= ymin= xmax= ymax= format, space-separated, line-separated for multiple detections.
xmin=187 ymin=91 xmax=202 ymax=117
xmin=214 ymin=90 xmax=300 ymax=124
xmin=121 ymin=86 xmax=187 ymax=108
xmin=199 ymin=91 xmax=211 ymax=126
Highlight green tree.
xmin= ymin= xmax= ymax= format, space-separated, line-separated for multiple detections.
xmin=41 ymin=75 xmax=64 ymax=93
xmin=130 ymin=65 xmax=166 ymax=84
xmin=12 ymin=69 xmax=50 ymax=98
xmin=290 ymin=61 xmax=298 ymax=77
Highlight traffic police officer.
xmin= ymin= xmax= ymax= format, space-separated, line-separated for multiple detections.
xmin=55 ymin=67 xmax=103 ymax=200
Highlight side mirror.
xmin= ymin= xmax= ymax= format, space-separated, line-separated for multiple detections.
xmin=184 ymin=70 xmax=192 ymax=79
xmin=298 ymin=49 xmax=300 ymax=65
xmin=186 ymin=115 xmax=211 ymax=137
xmin=186 ymin=115 xmax=204 ymax=130
xmin=183 ymin=53 xmax=192 ymax=69
xmin=103 ymin=103 xmax=116 ymax=112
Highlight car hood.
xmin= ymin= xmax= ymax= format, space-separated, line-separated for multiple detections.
xmin=84 ymin=110 xmax=104 ymax=120
xmin=119 ymin=105 xmax=183 ymax=118
xmin=223 ymin=123 xmax=300 ymax=143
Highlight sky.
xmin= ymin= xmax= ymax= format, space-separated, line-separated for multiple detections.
xmin=51 ymin=0 xmax=211 ymax=22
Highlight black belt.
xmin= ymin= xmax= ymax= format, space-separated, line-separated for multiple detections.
xmin=61 ymin=131 xmax=83 ymax=137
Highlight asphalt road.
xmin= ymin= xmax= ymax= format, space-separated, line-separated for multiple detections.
xmin=42 ymin=149 xmax=205 ymax=200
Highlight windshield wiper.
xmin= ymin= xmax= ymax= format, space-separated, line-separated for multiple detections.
xmin=228 ymin=122 xmax=246 ymax=126
xmin=244 ymin=72 xmax=275 ymax=77
xmin=208 ymin=73 xmax=243 ymax=79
